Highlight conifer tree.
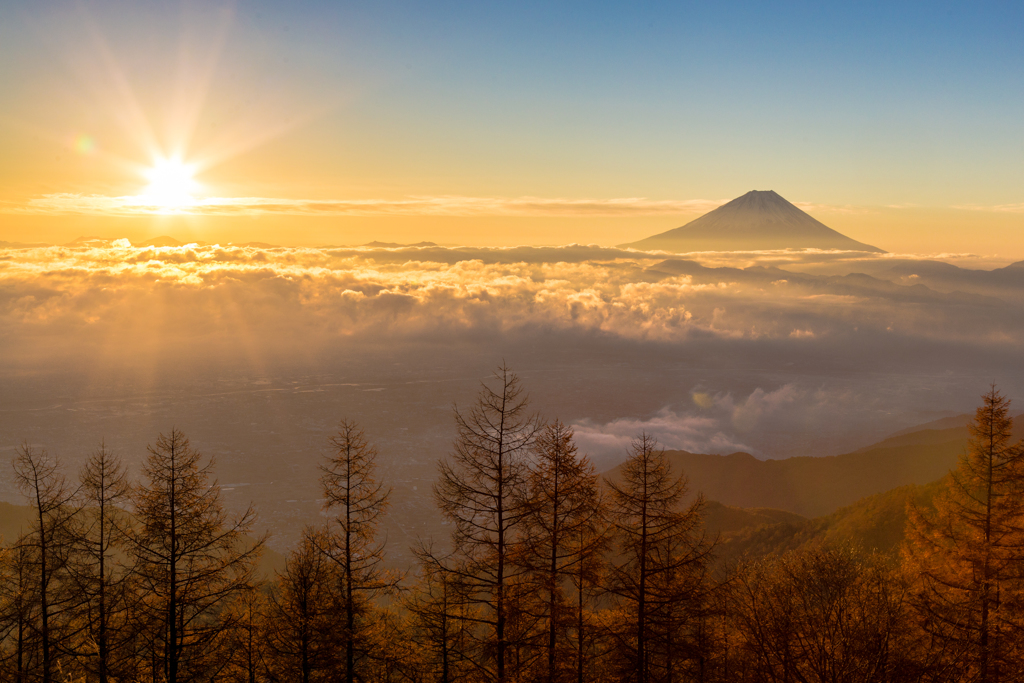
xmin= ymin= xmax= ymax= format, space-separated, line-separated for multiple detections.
xmin=266 ymin=526 xmax=342 ymax=683
xmin=129 ymin=428 xmax=263 ymax=683
xmin=405 ymin=554 xmax=474 ymax=683
xmin=430 ymin=365 xmax=539 ymax=683
xmin=905 ymin=386 xmax=1024 ymax=681
xmin=222 ymin=586 xmax=271 ymax=683
xmin=521 ymin=420 xmax=606 ymax=683
xmin=318 ymin=420 xmax=396 ymax=683
xmin=568 ymin=515 xmax=608 ymax=683
xmin=12 ymin=444 xmax=79 ymax=683
xmin=69 ymin=443 xmax=135 ymax=683
xmin=606 ymin=433 xmax=710 ymax=683
xmin=0 ymin=543 xmax=36 ymax=680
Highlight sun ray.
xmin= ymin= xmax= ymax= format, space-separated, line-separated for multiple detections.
xmin=169 ymin=5 xmax=235 ymax=157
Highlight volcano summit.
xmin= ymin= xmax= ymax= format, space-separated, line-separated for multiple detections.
xmin=621 ymin=190 xmax=884 ymax=253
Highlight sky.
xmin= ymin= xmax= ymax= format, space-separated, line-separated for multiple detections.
xmin=0 ymin=0 xmax=1022 ymax=254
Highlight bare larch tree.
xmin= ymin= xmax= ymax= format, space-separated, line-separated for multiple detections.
xmin=430 ymin=365 xmax=539 ymax=683
xmin=13 ymin=444 xmax=78 ymax=683
xmin=319 ymin=420 xmax=396 ymax=683
xmin=129 ymin=428 xmax=263 ymax=683
xmin=606 ymin=433 xmax=711 ymax=683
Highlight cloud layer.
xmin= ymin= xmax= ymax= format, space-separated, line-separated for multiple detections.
xmin=571 ymin=382 xmax=911 ymax=465
xmin=2 ymin=242 xmax=1023 ymax=372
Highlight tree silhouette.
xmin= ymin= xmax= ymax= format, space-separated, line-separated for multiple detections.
xmin=520 ymin=420 xmax=606 ymax=683
xmin=266 ymin=525 xmax=341 ymax=682
xmin=129 ymin=428 xmax=263 ymax=683
xmin=0 ymin=541 xmax=40 ymax=679
xmin=606 ymin=433 xmax=710 ymax=683
xmin=68 ymin=443 xmax=135 ymax=683
xmin=12 ymin=444 xmax=78 ymax=683
xmin=430 ymin=365 xmax=539 ymax=683
xmin=318 ymin=420 xmax=396 ymax=683
xmin=406 ymin=550 xmax=475 ymax=683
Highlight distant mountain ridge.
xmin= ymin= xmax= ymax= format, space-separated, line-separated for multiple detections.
xmin=601 ymin=415 xmax=1009 ymax=519
xmin=621 ymin=190 xmax=884 ymax=253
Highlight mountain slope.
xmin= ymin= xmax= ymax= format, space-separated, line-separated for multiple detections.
xmin=603 ymin=439 xmax=959 ymax=519
xmin=601 ymin=417 xmax=996 ymax=519
xmin=620 ymin=190 xmax=883 ymax=253
xmin=711 ymin=479 xmax=943 ymax=566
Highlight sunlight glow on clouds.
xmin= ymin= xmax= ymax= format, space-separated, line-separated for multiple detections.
xmin=572 ymin=407 xmax=754 ymax=463
xmin=2 ymin=242 xmax=1022 ymax=371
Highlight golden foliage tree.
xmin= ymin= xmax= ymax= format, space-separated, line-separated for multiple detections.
xmin=732 ymin=546 xmax=926 ymax=683
xmin=520 ymin=420 xmax=606 ymax=683
xmin=405 ymin=555 xmax=475 ymax=683
xmin=905 ymin=386 xmax=1024 ymax=682
xmin=0 ymin=543 xmax=31 ymax=679
xmin=129 ymin=428 xmax=263 ymax=683
xmin=265 ymin=526 xmax=341 ymax=683
xmin=430 ymin=365 xmax=539 ymax=683
xmin=606 ymin=433 xmax=710 ymax=683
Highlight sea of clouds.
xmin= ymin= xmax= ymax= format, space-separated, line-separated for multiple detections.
xmin=3 ymin=241 xmax=1021 ymax=366
xmin=3 ymin=241 xmax=1023 ymax=469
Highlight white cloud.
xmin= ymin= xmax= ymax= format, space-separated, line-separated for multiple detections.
xmin=572 ymin=407 xmax=754 ymax=468
xmin=570 ymin=382 xmax=914 ymax=466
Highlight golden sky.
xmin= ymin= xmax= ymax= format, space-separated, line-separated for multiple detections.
xmin=1 ymin=2 xmax=1022 ymax=256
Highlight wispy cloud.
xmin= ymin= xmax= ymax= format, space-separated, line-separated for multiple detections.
xmin=951 ymin=203 xmax=1024 ymax=214
xmin=11 ymin=194 xmax=727 ymax=218
xmin=791 ymin=201 xmax=873 ymax=215
xmin=18 ymin=193 xmax=1004 ymax=220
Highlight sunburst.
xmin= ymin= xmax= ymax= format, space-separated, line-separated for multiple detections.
xmin=140 ymin=156 xmax=199 ymax=210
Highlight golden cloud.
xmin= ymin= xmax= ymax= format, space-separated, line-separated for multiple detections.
xmin=1 ymin=243 xmax=1021 ymax=369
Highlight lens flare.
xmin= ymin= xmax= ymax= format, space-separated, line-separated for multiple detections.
xmin=73 ymin=134 xmax=96 ymax=155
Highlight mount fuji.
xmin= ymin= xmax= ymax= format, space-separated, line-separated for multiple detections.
xmin=620 ymin=190 xmax=884 ymax=253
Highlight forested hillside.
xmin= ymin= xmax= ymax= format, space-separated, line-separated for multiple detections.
xmin=611 ymin=424 xmax=973 ymax=518
xmin=710 ymin=480 xmax=944 ymax=566
xmin=1 ymin=370 xmax=1022 ymax=682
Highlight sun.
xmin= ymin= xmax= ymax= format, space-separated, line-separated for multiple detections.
xmin=141 ymin=156 xmax=199 ymax=210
